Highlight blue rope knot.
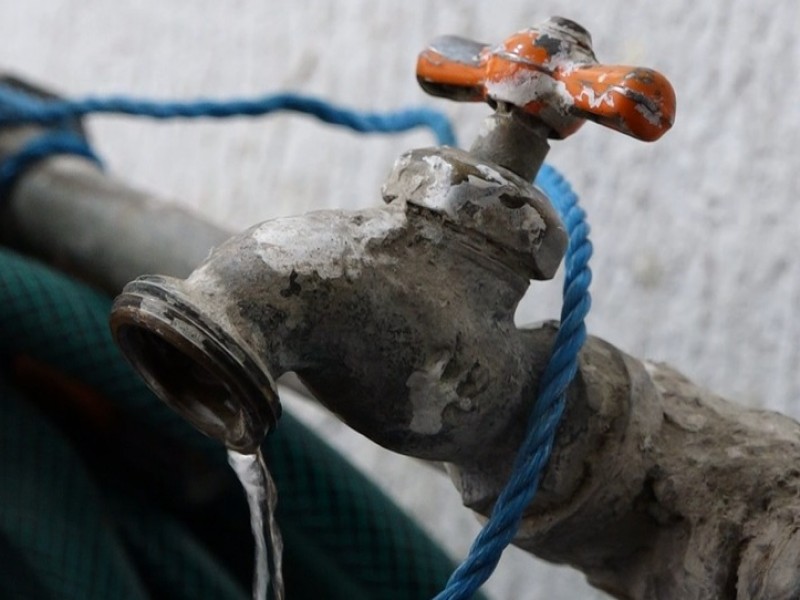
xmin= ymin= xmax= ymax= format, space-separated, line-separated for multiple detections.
xmin=0 ymin=130 xmax=102 ymax=200
xmin=0 ymin=80 xmax=592 ymax=599
xmin=0 ymin=84 xmax=103 ymax=200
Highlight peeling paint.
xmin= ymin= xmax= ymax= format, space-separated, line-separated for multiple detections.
xmin=416 ymin=16 xmax=674 ymax=141
xmin=406 ymin=355 xmax=460 ymax=435
xmin=251 ymin=208 xmax=404 ymax=280
xmin=575 ymin=85 xmax=617 ymax=109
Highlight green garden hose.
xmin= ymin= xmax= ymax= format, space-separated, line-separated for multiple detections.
xmin=0 ymin=247 xmax=482 ymax=600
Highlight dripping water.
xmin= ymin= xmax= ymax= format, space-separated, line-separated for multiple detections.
xmin=228 ymin=448 xmax=284 ymax=600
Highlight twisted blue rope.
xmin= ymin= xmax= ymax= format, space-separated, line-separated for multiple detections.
xmin=435 ymin=164 xmax=592 ymax=600
xmin=0 ymin=129 xmax=102 ymax=199
xmin=0 ymin=81 xmax=592 ymax=598
xmin=0 ymin=85 xmax=455 ymax=198
xmin=0 ymin=86 xmax=456 ymax=145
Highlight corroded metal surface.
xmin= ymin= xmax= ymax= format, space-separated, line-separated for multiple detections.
xmin=382 ymin=145 xmax=565 ymax=278
xmin=111 ymin=145 xmax=568 ymax=457
xmin=491 ymin=340 xmax=800 ymax=600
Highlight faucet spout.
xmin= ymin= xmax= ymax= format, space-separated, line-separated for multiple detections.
xmin=111 ymin=275 xmax=281 ymax=453
xmin=110 ymin=146 xmax=567 ymax=460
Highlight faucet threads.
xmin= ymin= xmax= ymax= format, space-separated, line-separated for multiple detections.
xmin=110 ymin=275 xmax=281 ymax=453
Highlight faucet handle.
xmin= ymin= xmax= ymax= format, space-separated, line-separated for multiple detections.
xmin=417 ymin=17 xmax=676 ymax=141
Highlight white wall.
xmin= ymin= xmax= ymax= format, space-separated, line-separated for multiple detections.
xmin=3 ymin=1 xmax=798 ymax=597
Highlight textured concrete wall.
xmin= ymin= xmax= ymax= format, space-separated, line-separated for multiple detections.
xmin=2 ymin=1 xmax=798 ymax=597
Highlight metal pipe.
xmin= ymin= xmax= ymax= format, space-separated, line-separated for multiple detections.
xmin=0 ymin=124 xmax=229 ymax=295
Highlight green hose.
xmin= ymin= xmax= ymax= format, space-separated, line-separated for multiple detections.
xmin=0 ymin=373 xmax=245 ymax=599
xmin=0 ymin=247 xmax=483 ymax=600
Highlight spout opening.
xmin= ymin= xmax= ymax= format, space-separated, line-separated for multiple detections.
xmin=110 ymin=276 xmax=280 ymax=453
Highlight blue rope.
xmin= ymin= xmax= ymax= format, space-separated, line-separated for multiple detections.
xmin=434 ymin=164 xmax=592 ymax=600
xmin=0 ymin=85 xmax=455 ymax=198
xmin=0 ymin=81 xmax=592 ymax=598
xmin=0 ymin=86 xmax=456 ymax=146
xmin=0 ymin=129 xmax=102 ymax=199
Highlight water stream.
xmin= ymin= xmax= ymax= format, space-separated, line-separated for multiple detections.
xmin=227 ymin=448 xmax=284 ymax=600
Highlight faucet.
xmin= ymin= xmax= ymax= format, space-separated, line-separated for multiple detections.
xmin=6 ymin=17 xmax=800 ymax=598
xmin=109 ymin=17 xmax=675 ymax=462
xmin=107 ymin=17 xmax=800 ymax=600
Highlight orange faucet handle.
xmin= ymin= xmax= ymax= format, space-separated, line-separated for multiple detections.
xmin=416 ymin=17 xmax=676 ymax=141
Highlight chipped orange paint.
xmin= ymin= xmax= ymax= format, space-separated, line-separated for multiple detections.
xmin=416 ymin=19 xmax=676 ymax=142
xmin=563 ymin=65 xmax=676 ymax=141
xmin=416 ymin=47 xmax=487 ymax=95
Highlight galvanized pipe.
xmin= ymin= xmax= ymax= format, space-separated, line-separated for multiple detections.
xmin=0 ymin=125 xmax=229 ymax=295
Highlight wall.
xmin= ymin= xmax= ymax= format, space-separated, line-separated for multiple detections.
xmin=2 ymin=1 xmax=798 ymax=597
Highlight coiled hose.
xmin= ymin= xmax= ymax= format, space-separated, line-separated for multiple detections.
xmin=0 ymin=247 xmax=481 ymax=599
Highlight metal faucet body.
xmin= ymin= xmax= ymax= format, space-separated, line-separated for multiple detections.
xmin=112 ymin=142 xmax=567 ymax=459
xmin=112 ymin=13 xmax=678 ymax=458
